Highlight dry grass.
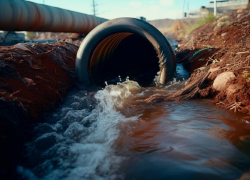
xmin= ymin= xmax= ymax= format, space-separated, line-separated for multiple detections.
xmin=175 ymin=13 xmax=216 ymax=40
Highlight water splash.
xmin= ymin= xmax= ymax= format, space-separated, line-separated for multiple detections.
xmin=18 ymin=81 xmax=141 ymax=180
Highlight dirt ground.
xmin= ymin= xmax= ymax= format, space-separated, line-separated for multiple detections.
xmin=178 ymin=8 xmax=250 ymax=114
xmin=0 ymin=40 xmax=80 ymax=179
xmin=0 ymin=8 xmax=249 ymax=178
xmin=0 ymin=41 xmax=80 ymax=120
xmin=148 ymin=8 xmax=250 ymax=115
xmin=1 ymin=8 xmax=248 ymax=130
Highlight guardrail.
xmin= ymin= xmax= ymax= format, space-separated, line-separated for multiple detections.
xmin=207 ymin=0 xmax=248 ymax=8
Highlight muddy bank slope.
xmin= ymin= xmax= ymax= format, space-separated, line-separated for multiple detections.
xmin=146 ymin=8 xmax=250 ymax=114
xmin=0 ymin=40 xmax=79 ymax=179
xmin=174 ymin=9 xmax=250 ymax=114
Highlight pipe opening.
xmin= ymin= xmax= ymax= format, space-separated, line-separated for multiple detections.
xmin=76 ymin=18 xmax=176 ymax=86
xmin=90 ymin=32 xmax=159 ymax=86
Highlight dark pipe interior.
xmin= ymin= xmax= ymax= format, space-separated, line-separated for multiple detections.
xmin=90 ymin=33 xmax=159 ymax=86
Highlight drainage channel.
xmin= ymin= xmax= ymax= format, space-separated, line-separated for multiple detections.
xmin=15 ymin=39 xmax=250 ymax=180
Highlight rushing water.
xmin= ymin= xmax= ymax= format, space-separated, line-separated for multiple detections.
xmin=16 ymin=39 xmax=250 ymax=180
xmin=17 ymin=77 xmax=250 ymax=180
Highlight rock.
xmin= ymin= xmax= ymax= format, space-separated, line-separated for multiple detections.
xmin=23 ymin=77 xmax=36 ymax=86
xmin=209 ymin=67 xmax=220 ymax=73
xmin=208 ymin=67 xmax=220 ymax=80
xmin=237 ymin=9 xmax=244 ymax=13
xmin=213 ymin=71 xmax=235 ymax=91
xmin=218 ymin=15 xmax=229 ymax=22
xmin=226 ymin=84 xmax=238 ymax=95
xmin=221 ymin=32 xmax=227 ymax=37
xmin=14 ymin=43 xmax=32 ymax=53
xmin=217 ymin=22 xmax=225 ymax=27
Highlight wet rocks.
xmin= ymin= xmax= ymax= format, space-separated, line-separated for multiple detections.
xmin=213 ymin=71 xmax=235 ymax=91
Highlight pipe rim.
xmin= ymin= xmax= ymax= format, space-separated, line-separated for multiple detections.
xmin=76 ymin=17 xmax=176 ymax=85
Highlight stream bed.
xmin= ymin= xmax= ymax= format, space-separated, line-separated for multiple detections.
xmin=16 ymin=38 xmax=250 ymax=180
xmin=16 ymin=76 xmax=250 ymax=180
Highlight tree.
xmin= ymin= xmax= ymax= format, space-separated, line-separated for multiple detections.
xmin=248 ymin=0 xmax=250 ymax=8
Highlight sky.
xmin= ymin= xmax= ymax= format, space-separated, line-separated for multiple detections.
xmin=27 ymin=0 xmax=211 ymax=21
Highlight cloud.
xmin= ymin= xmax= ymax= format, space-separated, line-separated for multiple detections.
xmin=129 ymin=1 xmax=142 ymax=7
xmin=159 ymin=0 xmax=174 ymax=6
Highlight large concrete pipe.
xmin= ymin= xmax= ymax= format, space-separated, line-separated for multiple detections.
xmin=76 ymin=18 xmax=176 ymax=86
xmin=0 ymin=0 xmax=107 ymax=33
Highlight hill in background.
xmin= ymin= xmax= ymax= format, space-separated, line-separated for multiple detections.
xmin=149 ymin=18 xmax=199 ymax=35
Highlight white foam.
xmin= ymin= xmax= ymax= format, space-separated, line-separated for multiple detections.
xmin=18 ymin=81 xmax=142 ymax=180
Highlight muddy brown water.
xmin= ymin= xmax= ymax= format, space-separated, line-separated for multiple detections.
xmin=16 ymin=39 xmax=250 ymax=180
xmin=118 ymin=98 xmax=250 ymax=180
xmin=15 ymin=75 xmax=250 ymax=180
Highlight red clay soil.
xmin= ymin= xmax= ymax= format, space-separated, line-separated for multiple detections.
xmin=174 ymin=8 xmax=250 ymax=114
xmin=0 ymin=8 xmax=249 ymax=178
xmin=0 ymin=41 xmax=79 ymax=120
xmin=0 ymin=40 xmax=80 ymax=179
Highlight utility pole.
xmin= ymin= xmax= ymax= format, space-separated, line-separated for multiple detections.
xmin=182 ymin=0 xmax=186 ymax=19
xmin=92 ymin=0 xmax=97 ymax=16
xmin=214 ymin=0 xmax=217 ymax=16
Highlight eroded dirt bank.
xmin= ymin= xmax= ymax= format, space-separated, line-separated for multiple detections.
xmin=149 ymin=8 xmax=250 ymax=114
xmin=0 ymin=40 xmax=80 ymax=179
xmin=0 ymin=8 xmax=249 ymax=178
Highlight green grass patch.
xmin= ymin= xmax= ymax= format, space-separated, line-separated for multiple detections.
xmin=177 ymin=12 xmax=216 ymax=39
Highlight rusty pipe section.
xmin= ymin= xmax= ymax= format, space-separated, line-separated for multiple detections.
xmin=0 ymin=0 xmax=107 ymax=33
xmin=76 ymin=18 xmax=176 ymax=86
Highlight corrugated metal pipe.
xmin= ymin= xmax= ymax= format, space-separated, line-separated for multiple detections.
xmin=76 ymin=18 xmax=176 ymax=86
xmin=0 ymin=0 xmax=107 ymax=33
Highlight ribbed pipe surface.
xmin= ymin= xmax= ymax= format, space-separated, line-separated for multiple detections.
xmin=76 ymin=18 xmax=176 ymax=86
xmin=0 ymin=0 xmax=107 ymax=33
